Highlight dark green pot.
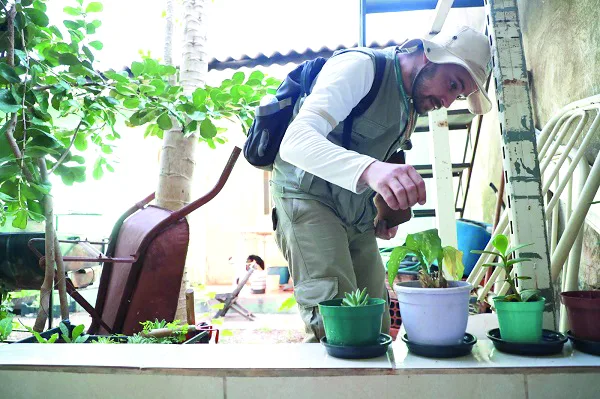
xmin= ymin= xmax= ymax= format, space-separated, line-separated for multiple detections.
xmin=318 ymin=298 xmax=385 ymax=346
xmin=494 ymin=297 xmax=545 ymax=343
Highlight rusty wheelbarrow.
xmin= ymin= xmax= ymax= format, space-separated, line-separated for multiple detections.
xmin=28 ymin=147 xmax=241 ymax=335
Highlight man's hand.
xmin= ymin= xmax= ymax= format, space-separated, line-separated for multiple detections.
xmin=375 ymin=219 xmax=398 ymax=240
xmin=360 ymin=161 xmax=426 ymax=210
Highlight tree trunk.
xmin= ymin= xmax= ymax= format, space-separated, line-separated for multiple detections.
xmin=156 ymin=0 xmax=209 ymax=321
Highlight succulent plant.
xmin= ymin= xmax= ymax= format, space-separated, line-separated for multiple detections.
xmin=342 ymin=288 xmax=370 ymax=307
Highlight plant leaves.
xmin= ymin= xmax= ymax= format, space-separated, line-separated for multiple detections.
xmin=520 ymin=289 xmax=541 ymax=303
xmin=86 ymin=2 xmax=104 ymax=13
xmin=492 ymin=234 xmax=509 ymax=256
xmin=72 ymin=323 xmax=84 ymax=339
xmin=470 ymin=249 xmax=501 ymax=257
xmin=0 ymin=63 xmax=21 ymax=84
xmin=88 ymin=40 xmax=103 ymax=50
xmin=278 ymin=296 xmax=297 ymax=312
xmin=386 ymin=246 xmax=411 ymax=287
xmin=442 ymin=246 xmax=465 ymax=280
xmin=506 ymin=243 xmax=533 ymax=256
xmin=405 ymin=229 xmax=443 ymax=267
xmin=157 ymin=112 xmax=173 ymax=130
xmin=506 ymin=257 xmax=532 ymax=266
xmin=200 ymin=118 xmax=217 ymax=139
xmin=24 ymin=8 xmax=50 ymax=27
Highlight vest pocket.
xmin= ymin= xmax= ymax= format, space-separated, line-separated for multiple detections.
xmin=351 ymin=117 xmax=388 ymax=140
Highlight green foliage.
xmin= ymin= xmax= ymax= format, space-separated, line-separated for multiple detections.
xmin=471 ymin=234 xmax=540 ymax=302
xmin=0 ymin=315 xmax=14 ymax=341
xmin=59 ymin=321 xmax=89 ymax=343
xmin=23 ymin=324 xmax=59 ymax=343
xmin=0 ymin=0 xmax=280 ymax=230
xmin=127 ymin=319 xmax=189 ymax=344
xmin=278 ymin=295 xmax=297 ymax=312
xmin=341 ymin=288 xmax=370 ymax=307
xmin=387 ymin=229 xmax=464 ymax=289
xmin=91 ymin=336 xmax=119 ymax=344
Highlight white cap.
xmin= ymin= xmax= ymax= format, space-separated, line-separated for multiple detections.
xmin=403 ymin=26 xmax=492 ymax=115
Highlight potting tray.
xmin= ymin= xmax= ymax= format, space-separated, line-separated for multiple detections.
xmin=487 ymin=328 xmax=567 ymax=356
xmin=321 ymin=333 xmax=392 ymax=359
xmin=567 ymin=331 xmax=600 ymax=356
xmin=401 ymin=333 xmax=477 ymax=358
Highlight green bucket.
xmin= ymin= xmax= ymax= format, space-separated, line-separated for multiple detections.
xmin=318 ymin=298 xmax=385 ymax=346
xmin=493 ymin=297 xmax=545 ymax=343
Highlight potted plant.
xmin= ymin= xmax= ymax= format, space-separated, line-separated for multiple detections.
xmin=318 ymin=288 xmax=386 ymax=347
xmin=387 ymin=229 xmax=469 ymax=347
xmin=471 ymin=234 xmax=544 ymax=343
xmin=560 ymin=290 xmax=600 ymax=344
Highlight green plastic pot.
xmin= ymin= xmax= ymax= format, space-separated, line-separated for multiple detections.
xmin=493 ymin=297 xmax=545 ymax=343
xmin=318 ymin=298 xmax=385 ymax=346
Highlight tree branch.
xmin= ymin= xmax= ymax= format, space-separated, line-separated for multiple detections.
xmin=48 ymin=120 xmax=83 ymax=174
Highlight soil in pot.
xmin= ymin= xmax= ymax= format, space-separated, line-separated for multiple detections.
xmin=394 ymin=280 xmax=471 ymax=346
xmin=561 ymin=291 xmax=600 ymax=342
xmin=318 ymin=298 xmax=385 ymax=346
xmin=493 ymin=297 xmax=545 ymax=343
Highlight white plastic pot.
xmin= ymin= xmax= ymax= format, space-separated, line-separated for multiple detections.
xmin=394 ymin=280 xmax=472 ymax=346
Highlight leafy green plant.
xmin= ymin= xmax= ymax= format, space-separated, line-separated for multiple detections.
xmin=341 ymin=288 xmax=370 ymax=307
xmin=387 ymin=229 xmax=464 ymax=288
xmin=59 ymin=321 xmax=89 ymax=343
xmin=0 ymin=315 xmax=14 ymax=341
xmin=127 ymin=319 xmax=189 ymax=344
xmin=278 ymin=295 xmax=297 ymax=312
xmin=471 ymin=234 xmax=540 ymax=302
xmin=91 ymin=336 xmax=119 ymax=344
xmin=23 ymin=324 xmax=59 ymax=343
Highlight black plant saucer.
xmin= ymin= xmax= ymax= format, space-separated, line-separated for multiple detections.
xmin=487 ymin=328 xmax=567 ymax=356
xmin=401 ymin=333 xmax=477 ymax=358
xmin=321 ymin=333 xmax=392 ymax=359
xmin=567 ymin=331 xmax=600 ymax=356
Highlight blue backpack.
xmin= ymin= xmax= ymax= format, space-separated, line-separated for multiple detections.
xmin=243 ymin=50 xmax=387 ymax=169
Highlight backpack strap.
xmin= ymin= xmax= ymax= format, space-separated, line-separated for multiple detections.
xmin=342 ymin=50 xmax=387 ymax=149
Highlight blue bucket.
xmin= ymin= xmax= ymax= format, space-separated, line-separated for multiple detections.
xmin=268 ymin=266 xmax=290 ymax=285
xmin=456 ymin=219 xmax=492 ymax=277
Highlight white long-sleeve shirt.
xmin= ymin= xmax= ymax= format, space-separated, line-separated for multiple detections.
xmin=278 ymin=52 xmax=380 ymax=194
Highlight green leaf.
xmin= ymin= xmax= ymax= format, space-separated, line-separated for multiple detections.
xmin=482 ymin=262 xmax=505 ymax=268
xmin=232 ymin=72 xmax=245 ymax=84
xmin=149 ymin=79 xmax=165 ymax=95
xmin=72 ymin=324 xmax=84 ymax=340
xmin=207 ymin=138 xmax=216 ymax=149
xmin=131 ymin=61 xmax=144 ymax=77
xmin=0 ymin=63 xmax=21 ymax=83
xmin=82 ymin=45 xmax=94 ymax=62
xmin=85 ymin=2 xmax=104 ymax=13
xmin=492 ymin=234 xmax=509 ymax=256
xmin=200 ymin=118 xmax=217 ymax=139
xmin=471 ymin=249 xmax=502 ymax=257
xmin=278 ymin=296 xmax=297 ymax=312
xmin=25 ymin=8 xmax=50 ymax=26
xmin=123 ymin=97 xmax=140 ymax=109
xmin=220 ymin=329 xmax=233 ymax=337
xmin=0 ymin=317 xmax=14 ymax=340
xmin=12 ymin=209 xmax=28 ymax=229
xmin=88 ymin=40 xmax=103 ymax=50
xmin=506 ymin=243 xmax=533 ymax=256
xmin=405 ymin=229 xmax=443 ymax=267
xmin=248 ymin=70 xmax=265 ymax=82
xmin=74 ymin=134 xmax=88 ymax=151
xmin=0 ymin=89 xmax=22 ymax=113
xmin=506 ymin=258 xmax=532 ymax=267
xmin=387 ymin=246 xmax=411 ymax=286
xmin=116 ymin=83 xmax=137 ymax=96
xmin=59 ymin=322 xmax=71 ymax=342
xmin=210 ymin=303 xmax=225 ymax=310
xmin=47 ymin=333 xmax=59 ymax=343
xmin=63 ymin=6 xmax=82 ymax=16
xmin=520 ymin=289 xmax=542 ymax=303
xmin=92 ymin=158 xmax=104 ymax=180
xmin=58 ymin=53 xmax=79 ymax=66
xmin=442 ymin=246 xmax=464 ymax=280
xmin=157 ymin=112 xmax=173 ymax=130
xmin=192 ymin=88 xmax=207 ymax=107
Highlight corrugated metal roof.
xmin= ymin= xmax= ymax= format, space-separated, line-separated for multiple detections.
xmin=207 ymin=40 xmax=402 ymax=71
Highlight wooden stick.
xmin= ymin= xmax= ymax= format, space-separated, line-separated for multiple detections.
xmin=185 ymin=288 xmax=195 ymax=326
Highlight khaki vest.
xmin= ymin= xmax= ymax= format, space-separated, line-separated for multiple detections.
xmin=271 ymin=46 xmax=415 ymax=232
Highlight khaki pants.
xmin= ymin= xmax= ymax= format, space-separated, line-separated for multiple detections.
xmin=273 ymin=196 xmax=390 ymax=342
